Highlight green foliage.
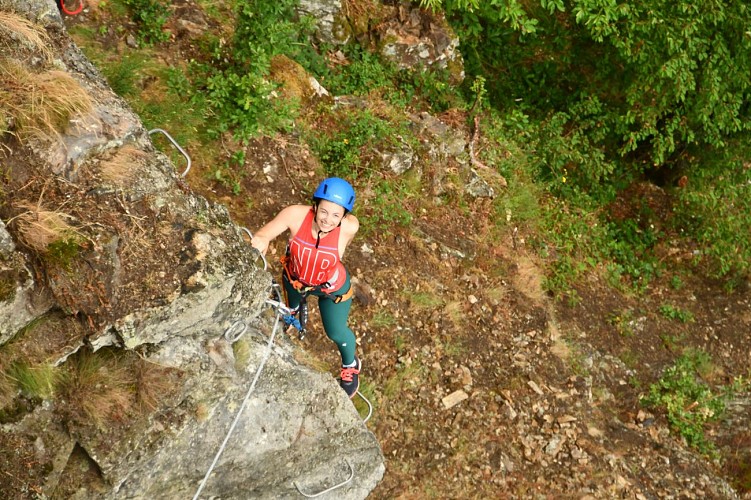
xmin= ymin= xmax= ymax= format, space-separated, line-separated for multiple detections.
xmin=324 ymin=47 xmax=395 ymax=97
xmin=187 ymin=0 xmax=319 ymax=141
xmin=423 ymin=0 xmax=539 ymax=34
xmin=534 ymin=96 xmax=619 ymax=198
xmin=537 ymin=199 xmax=603 ymax=297
xmin=364 ymin=180 xmax=414 ymax=231
xmin=402 ymin=68 xmax=464 ymax=113
xmin=312 ymin=109 xmax=405 ymax=179
xmin=659 ymin=304 xmax=695 ymax=323
xmin=121 ymin=0 xmax=170 ymax=46
xmin=99 ymin=52 xmax=146 ymax=97
xmin=408 ymin=291 xmax=444 ymax=310
xmin=468 ymin=75 xmax=486 ymax=115
xmin=641 ymin=350 xmax=727 ymax=456
xmin=602 ymin=218 xmax=661 ymax=288
xmin=44 ymin=238 xmax=81 ymax=271
xmin=321 ymin=44 xmax=463 ymax=113
xmin=7 ymin=361 xmax=57 ymax=399
xmin=672 ymin=151 xmax=751 ymax=279
xmin=670 ymin=275 xmax=684 ymax=290
xmin=371 ymin=310 xmax=397 ymax=328
xmin=573 ymin=1 xmax=751 ymax=164
xmin=203 ymin=69 xmax=297 ymax=140
xmin=211 ymin=150 xmax=246 ymax=195
xmin=435 ymin=0 xmax=751 ymax=185
xmin=608 ymin=308 xmax=637 ymax=337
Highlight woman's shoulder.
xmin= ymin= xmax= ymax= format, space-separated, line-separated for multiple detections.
xmin=341 ymin=213 xmax=359 ymax=235
xmin=280 ymin=204 xmax=312 ymax=219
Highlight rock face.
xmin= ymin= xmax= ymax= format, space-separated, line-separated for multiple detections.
xmin=298 ymin=0 xmax=464 ymax=82
xmin=377 ymin=3 xmax=464 ymax=82
xmin=0 ymin=1 xmax=384 ymax=498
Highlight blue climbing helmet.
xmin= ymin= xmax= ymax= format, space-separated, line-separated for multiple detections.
xmin=312 ymin=177 xmax=356 ymax=212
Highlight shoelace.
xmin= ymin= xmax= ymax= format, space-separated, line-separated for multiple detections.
xmin=340 ymin=365 xmax=360 ymax=382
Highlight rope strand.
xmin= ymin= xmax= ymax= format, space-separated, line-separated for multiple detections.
xmin=192 ymin=311 xmax=282 ymax=499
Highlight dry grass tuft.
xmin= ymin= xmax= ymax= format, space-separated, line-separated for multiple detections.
xmin=0 ymin=12 xmax=53 ymax=61
xmin=100 ymin=145 xmax=148 ymax=186
xmin=0 ymin=58 xmax=93 ymax=142
xmin=57 ymin=349 xmax=135 ymax=429
xmin=132 ymin=356 xmax=175 ymax=412
xmin=269 ymin=54 xmax=311 ymax=102
xmin=12 ymin=202 xmax=78 ymax=253
xmin=0 ymin=369 xmax=15 ymax=410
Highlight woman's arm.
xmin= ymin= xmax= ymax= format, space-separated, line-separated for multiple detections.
xmin=251 ymin=205 xmax=307 ymax=255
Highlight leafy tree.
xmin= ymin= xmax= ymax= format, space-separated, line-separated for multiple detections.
xmin=422 ymin=0 xmax=751 ymax=180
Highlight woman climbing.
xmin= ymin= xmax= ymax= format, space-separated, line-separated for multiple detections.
xmin=250 ymin=177 xmax=362 ymax=397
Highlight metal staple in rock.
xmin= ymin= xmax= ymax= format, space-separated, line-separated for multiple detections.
xmin=148 ymin=128 xmax=192 ymax=177
xmin=294 ymin=460 xmax=355 ymax=498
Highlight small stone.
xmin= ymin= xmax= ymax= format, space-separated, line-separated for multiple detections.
xmin=360 ymin=242 xmax=374 ymax=254
xmin=442 ymin=390 xmax=469 ymax=409
xmin=587 ymin=426 xmax=604 ymax=438
xmin=544 ymin=435 xmax=566 ymax=457
xmin=557 ymin=415 xmax=577 ymax=424
xmin=527 ymin=380 xmax=544 ymax=395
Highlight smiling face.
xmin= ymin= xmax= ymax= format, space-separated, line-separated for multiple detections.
xmin=314 ymin=199 xmax=346 ymax=232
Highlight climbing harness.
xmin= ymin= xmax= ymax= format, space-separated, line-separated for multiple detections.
xmin=281 ymin=252 xmax=355 ymax=305
xmin=294 ymin=460 xmax=354 ymax=498
xmin=148 ymin=128 xmax=191 ymax=177
xmin=59 ymin=0 xmax=84 ymax=15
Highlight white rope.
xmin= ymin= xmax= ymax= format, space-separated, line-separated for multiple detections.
xmin=192 ymin=311 xmax=282 ymax=500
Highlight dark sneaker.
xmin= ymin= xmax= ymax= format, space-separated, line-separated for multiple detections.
xmin=339 ymin=356 xmax=361 ymax=398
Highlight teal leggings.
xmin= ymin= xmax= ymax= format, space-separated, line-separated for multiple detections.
xmin=283 ymin=271 xmax=356 ymax=366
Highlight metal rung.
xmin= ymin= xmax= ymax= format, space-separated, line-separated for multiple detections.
xmin=240 ymin=227 xmax=268 ymax=271
xmin=294 ymin=460 xmax=354 ymax=498
xmin=355 ymin=390 xmax=373 ymax=423
xmin=224 ymin=320 xmax=248 ymax=343
xmin=148 ymin=128 xmax=191 ymax=177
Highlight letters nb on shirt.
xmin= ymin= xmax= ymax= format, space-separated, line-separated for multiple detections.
xmin=289 ymin=239 xmax=338 ymax=285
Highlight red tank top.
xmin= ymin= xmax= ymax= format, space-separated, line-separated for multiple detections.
xmin=287 ymin=209 xmax=346 ymax=292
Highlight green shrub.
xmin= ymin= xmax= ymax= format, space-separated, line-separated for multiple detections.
xmin=641 ymin=350 xmax=725 ymax=456
xmin=186 ymin=0 xmax=320 ymax=141
xmin=311 ymin=109 xmax=406 ymax=180
xmin=203 ymin=69 xmax=297 ymax=140
xmin=44 ymin=238 xmax=82 ymax=271
xmin=122 ymin=0 xmax=170 ymax=46
xmin=602 ymin=218 xmax=661 ymax=288
xmin=659 ymin=304 xmax=694 ymax=323
xmin=324 ymin=47 xmax=396 ymax=97
xmin=672 ymin=152 xmax=751 ymax=279
xmin=98 ymin=52 xmax=149 ymax=97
